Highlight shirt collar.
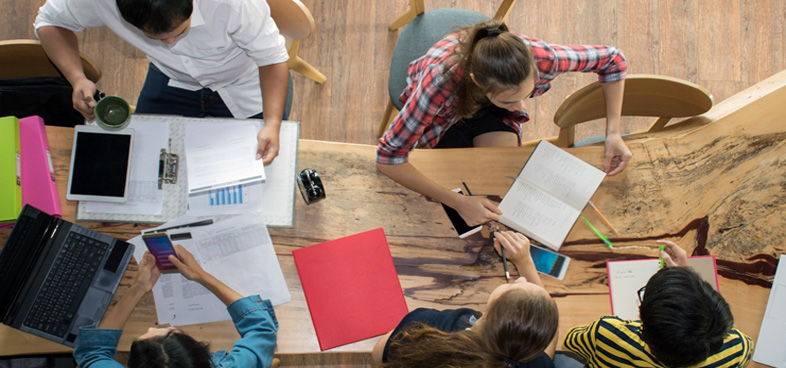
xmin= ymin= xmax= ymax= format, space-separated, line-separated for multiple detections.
xmin=189 ymin=0 xmax=205 ymax=28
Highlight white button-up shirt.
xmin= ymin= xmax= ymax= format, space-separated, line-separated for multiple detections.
xmin=35 ymin=0 xmax=289 ymax=118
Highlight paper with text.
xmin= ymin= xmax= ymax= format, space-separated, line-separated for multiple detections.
xmin=607 ymin=256 xmax=718 ymax=321
xmin=184 ymin=121 xmax=265 ymax=194
xmin=130 ymin=215 xmax=290 ymax=326
xmin=498 ymin=141 xmax=606 ymax=250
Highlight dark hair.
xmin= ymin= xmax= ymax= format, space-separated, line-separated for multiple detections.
xmin=451 ymin=20 xmax=535 ymax=118
xmin=128 ymin=331 xmax=213 ymax=368
xmin=639 ymin=267 xmax=734 ymax=367
xmin=383 ymin=288 xmax=558 ymax=368
xmin=116 ymin=0 xmax=193 ymax=34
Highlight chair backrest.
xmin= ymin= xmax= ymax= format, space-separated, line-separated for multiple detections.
xmin=388 ymin=9 xmax=490 ymax=110
xmin=267 ymin=0 xmax=315 ymax=41
xmin=0 ymin=39 xmax=101 ymax=83
xmin=553 ymin=74 xmax=713 ymax=146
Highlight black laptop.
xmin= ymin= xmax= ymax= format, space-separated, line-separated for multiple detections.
xmin=0 ymin=204 xmax=134 ymax=346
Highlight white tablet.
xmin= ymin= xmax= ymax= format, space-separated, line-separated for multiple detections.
xmin=67 ymin=125 xmax=134 ymax=203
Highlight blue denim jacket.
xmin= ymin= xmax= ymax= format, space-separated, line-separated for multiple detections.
xmin=73 ymin=295 xmax=279 ymax=368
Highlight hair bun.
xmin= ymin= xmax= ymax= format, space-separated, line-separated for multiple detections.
xmin=479 ymin=28 xmax=503 ymax=39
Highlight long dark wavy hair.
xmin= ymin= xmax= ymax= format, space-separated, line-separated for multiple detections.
xmin=450 ymin=20 xmax=535 ymax=118
xmin=383 ymin=288 xmax=558 ymax=368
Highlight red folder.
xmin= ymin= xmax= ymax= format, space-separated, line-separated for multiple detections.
xmin=293 ymin=228 xmax=409 ymax=350
xmin=19 ymin=116 xmax=62 ymax=216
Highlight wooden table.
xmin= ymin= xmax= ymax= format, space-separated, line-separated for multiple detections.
xmin=2 ymin=71 xmax=784 ymax=364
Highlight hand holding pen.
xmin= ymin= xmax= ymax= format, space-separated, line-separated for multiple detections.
xmin=656 ymin=240 xmax=688 ymax=267
xmin=493 ymin=231 xmax=535 ymax=282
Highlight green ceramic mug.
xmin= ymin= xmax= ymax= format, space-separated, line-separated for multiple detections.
xmin=94 ymin=95 xmax=131 ymax=130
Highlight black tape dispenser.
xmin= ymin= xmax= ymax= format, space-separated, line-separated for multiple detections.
xmin=296 ymin=168 xmax=325 ymax=204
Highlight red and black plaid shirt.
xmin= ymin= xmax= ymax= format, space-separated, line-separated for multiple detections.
xmin=377 ymin=33 xmax=627 ymax=165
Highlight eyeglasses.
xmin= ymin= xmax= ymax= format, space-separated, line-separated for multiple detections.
xmin=637 ymin=286 xmax=646 ymax=305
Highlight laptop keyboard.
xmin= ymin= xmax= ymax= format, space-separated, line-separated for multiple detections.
xmin=24 ymin=232 xmax=108 ymax=338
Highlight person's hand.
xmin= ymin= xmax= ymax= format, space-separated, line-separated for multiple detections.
xmin=256 ymin=125 xmax=280 ymax=165
xmin=493 ymin=231 xmax=533 ymax=266
xmin=604 ymin=134 xmax=632 ymax=175
xmin=71 ymin=77 xmax=97 ymax=120
xmin=169 ymin=245 xmax=208 ymax=282
xmin=657 ymin=240 xmax=689 ymax=267
xmin=456 ymin=195 xmax=501 ymax=226
xmin=133 ymin=251 xmax=160 ymax=293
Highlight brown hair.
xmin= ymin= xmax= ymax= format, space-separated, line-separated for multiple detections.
xmin=383 ymin=288 xmax=558 ymax=368
xmin=451 ymin=20 xmax=535 ymax=118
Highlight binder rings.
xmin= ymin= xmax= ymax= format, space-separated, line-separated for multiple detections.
xmin=19 ymin=116 xmax=62 ymax=217
xmin=0 ymin=116 xmax=22 ymax=224
xmin=75 ymin=115 xmax=299 ymax=227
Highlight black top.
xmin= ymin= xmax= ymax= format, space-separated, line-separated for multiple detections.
xmin=382 ymin=308 xmax=555 ymax=368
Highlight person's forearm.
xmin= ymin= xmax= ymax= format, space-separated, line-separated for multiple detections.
xmin=258 ymin=62 xmax=289 ymax=128
xmin=601 ymin=80 xmax=625 ymax=136
xmin=198 ymin=273 xmax=243 ymax=307
xmin=376 ymin=161 xmax=463 ymax=208
xmin=98 ymin=285 xmax=146 ymax=330
xmin=512 ymin=257 xmax=544 ymax=288
xmin=37 ymin=26 xmax=89 ymax=86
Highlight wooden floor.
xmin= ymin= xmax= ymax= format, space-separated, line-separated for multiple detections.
xmin=1 ymin=1 xmax=784 ymax=366
xmin=2 ymin=0 xmax=785 ymax=145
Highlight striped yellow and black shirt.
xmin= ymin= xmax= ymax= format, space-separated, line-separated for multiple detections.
xmin=563 ymin=316 xmax=752 ymax=368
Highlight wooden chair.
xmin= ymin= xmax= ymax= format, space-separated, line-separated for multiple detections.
xmin=378 ymin=1 xmax=517 ymax=138
xmin=388 ymin=0 xmax=517 ymax=31
xmin=267 ymin=0 xmax=327 ymax=84
xmin=552 ymin=74 xmax=714 ymax=147
xmin=270 ymin=357 xmax=281 ymax=367
xmin=0 ymin=39 xmax=101 ymax=82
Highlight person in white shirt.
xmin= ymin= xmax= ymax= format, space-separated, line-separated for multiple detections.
xmin=35 ymin=0 xmax=289 ymax=164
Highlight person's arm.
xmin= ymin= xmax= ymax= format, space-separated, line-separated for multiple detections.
xmin=168 ymin=245 xmax=243 ymax=306
xmin=371 ymin=330 xmax=395 ymax=365
xmin=376 ymin=162 xmax=501 ymax=226
xmin=98 ymin=252 xmax=160 ymax=329
xmin=255 ymin=62 xmax=289 ymax=165
xmin=493 ymin=231 xmax=557 ymax=358
xmin=37 ymin=26 xmax=97 ymax=119
xmin=657 ymin=240 xmax=689 ymax=267
xmin=601 ymin=80 xmax=632 ymax=175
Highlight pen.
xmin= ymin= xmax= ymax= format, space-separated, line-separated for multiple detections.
xmin=494 ymin=229 xmax=510 ymax=282
xmin=461 ymin=179 xmax=473 ymax=196
xmin=587 ymin=200 xmax=620 ymax=236
xmin=580 ymin=215 xmax=613 ymax=248
xmin=658 ymin=243 xmax=665 ymax=269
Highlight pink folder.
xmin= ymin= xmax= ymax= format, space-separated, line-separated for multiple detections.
xmin=19 ymin=116 xmax=62 ymax=217
xmin=293 ymin=228 xmax=409 ymax=350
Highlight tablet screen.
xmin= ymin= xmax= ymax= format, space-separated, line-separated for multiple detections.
xmin=70 ymin=131 xmax=132 ymax=198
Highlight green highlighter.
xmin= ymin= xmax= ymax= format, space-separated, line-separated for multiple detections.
xmin=658 ymin=244 xmax=665 ymax=269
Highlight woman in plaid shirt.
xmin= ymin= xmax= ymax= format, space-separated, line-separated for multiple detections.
xmin=377 ymin=20 xmax=630 ymax=227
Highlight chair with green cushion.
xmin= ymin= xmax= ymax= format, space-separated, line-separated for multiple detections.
xmin=377 ymin=8 xmax=491 ymax=138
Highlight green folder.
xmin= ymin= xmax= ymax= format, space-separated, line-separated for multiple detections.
xmin=0 ymin=116 xmax=22 ymax=224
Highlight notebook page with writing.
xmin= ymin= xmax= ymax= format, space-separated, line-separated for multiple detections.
xmin=607 ymin=256 xmax=718 ymax=321
xmin=498 ymin=141 xmax=605 ymax=250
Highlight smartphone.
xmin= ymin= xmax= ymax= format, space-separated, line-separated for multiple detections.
xmin=440 ymin=188 xmax=483 ymax=238
xmin=141 ymin=232 xmax=179 ymax=272
xmin=530 ymin=243 xmax=570 ymax=280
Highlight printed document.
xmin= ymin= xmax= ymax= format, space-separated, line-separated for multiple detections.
xmin=130 ymin=215 xmax=290 ymax=326
xmin=184 ymin=121 xmax=265 ymax=194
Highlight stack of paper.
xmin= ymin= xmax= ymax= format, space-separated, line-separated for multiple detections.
xmin=0 ymin=116 xmax=22 ymax=226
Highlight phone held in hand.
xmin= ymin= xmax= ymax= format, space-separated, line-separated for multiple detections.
xmin=440 ymin=188 xmax=483 ymax=239
xmin=530 ymin=243 xmax=570 ymax=280
xmin=141 ymin=232 xmax=179 ymax=272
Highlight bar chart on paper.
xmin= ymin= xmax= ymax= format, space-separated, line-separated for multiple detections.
xmin=209 ymin=185 xmax=245 ymax=206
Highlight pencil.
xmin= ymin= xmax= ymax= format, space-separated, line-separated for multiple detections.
xmin=494 ymin=229 xmax=510 ymax=282
xmin=580 ymin=215 xmax=614 ymax=249
xmin=587 ymin=200 xmax=620 ymax=236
